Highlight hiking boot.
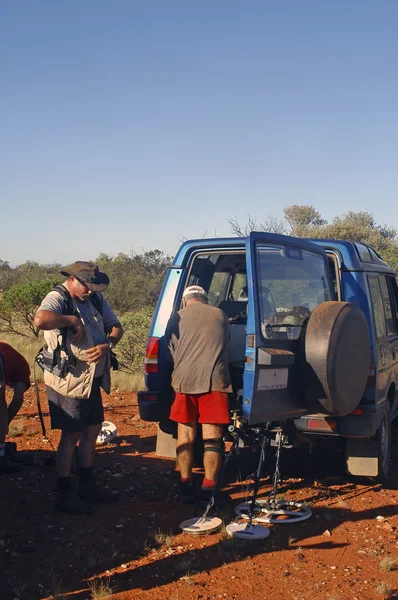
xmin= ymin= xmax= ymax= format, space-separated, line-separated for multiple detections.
xmin=78 ymin=480 xmax=119 ymax=504
xmin=55 ymin=489 xmax=94 ymax=515
xmin=199 ymin=487 xmax=230 ymax=508
xmin=0 ymin=456 xmax=25 ymax=475
xmin=179 ymin=479 xmax=196 ymax=504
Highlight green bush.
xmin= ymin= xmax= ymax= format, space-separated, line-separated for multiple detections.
xmin=0 ymin=279 xmax=59 ymax=337
xmin=117 ymin=307 xmax=153 ymax=372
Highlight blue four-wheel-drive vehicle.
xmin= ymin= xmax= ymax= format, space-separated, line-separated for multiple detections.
xmin=138 ymin=233 xmax=398 ymax=482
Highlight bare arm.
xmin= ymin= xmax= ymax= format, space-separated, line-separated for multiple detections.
xmin=34 ymin=310 xmax=80 ymax=331
xmin=7 ymin=381 xmax=28 ymax=424
xmin=33 ymin=310 xmax=85 ymax=342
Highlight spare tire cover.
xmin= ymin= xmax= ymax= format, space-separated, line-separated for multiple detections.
xmin=303 ymin=301 xmax=370 ymax=416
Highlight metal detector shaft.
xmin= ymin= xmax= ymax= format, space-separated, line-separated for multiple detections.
xmin=247 ymin=433 xmax=267 ymax=527
xmin=198 ymin=437 xmax=239 ymax=521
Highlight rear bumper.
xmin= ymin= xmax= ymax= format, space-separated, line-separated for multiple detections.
xmin=138 ymin=390 xmax=173 ymax=422
xmin=294 ymin=403 xmax=386 ymax=439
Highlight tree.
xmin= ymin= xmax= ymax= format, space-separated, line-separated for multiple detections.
xmin=283 ymin=205 xmax=327 ymax=236
xmin=228 ymin=213 xmax=287 ymax=237
xmin=0 ymin=279 xmax=58 ymax=337
xmin=229 ymin=206 xmax=398 ymax=271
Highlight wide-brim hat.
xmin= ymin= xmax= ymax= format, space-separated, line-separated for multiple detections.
xmin=60 ymin=261 xmax=110 ymax=292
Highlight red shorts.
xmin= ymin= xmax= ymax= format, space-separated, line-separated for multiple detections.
xmin=170 ymin=391 xmax=230 ymax=425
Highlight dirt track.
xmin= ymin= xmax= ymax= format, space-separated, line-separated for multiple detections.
xmin=1 ymin=386 xmax=397 ymax=600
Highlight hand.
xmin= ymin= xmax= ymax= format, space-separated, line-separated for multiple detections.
xmin=71 ymin=317 xmax=85 ymax=343
xmin=85 ymin=343 xmax=109 ymax=365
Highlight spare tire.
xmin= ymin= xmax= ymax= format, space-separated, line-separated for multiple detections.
xmin=301 ymin=301 xmax=370 ymax=416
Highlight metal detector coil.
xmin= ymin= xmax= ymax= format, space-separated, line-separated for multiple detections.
xmin=96 ymin=421 xmax=117 ymax=445
xmin=180 ymin=516 xmax=222 ymax=535
xmin=235 ymin=499 xmax=312 ymax=524
xmin=226 ymin=522 xmax=270 ymax=540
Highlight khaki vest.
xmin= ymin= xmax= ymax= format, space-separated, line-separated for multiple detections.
xmin=43 ymin=313 xmax=111 ymax=399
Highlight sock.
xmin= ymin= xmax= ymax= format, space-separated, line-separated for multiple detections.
xmin=0 ymin=444 xmax=5 ymax=457
xmin=180 ymin=477 xmax=193 ymax=484
xmin=79 ymin=466 xmax=94 ymax=483
xmin=202 ymin=477 xmax=217 ymax=488
xmin=57 ymin=476 xmax=71 ymax=491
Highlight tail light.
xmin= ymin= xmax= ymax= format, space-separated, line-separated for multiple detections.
xmin=145 ymin=337 xmax=159 ymax=374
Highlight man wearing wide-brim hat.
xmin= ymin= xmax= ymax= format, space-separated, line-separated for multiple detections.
xmin=34 ymin=261 xmax=123 ymax=515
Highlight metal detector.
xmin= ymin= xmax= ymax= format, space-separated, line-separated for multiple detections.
xmin=234 ymin=429 xmax=312 ymax=527
xmin=225 ymin=429 xmax=271 ymax=540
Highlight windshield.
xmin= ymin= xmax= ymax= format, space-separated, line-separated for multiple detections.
xmin=256 ymin=244 xmax=331 ymax=339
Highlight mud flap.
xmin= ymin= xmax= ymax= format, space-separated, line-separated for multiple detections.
xmin=156 ymin=426 xmax=177 ymax=458
xmin=345 ymin=439 xmax=379 ymax=477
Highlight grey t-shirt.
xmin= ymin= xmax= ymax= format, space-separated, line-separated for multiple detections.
xmin=165 ymin=302 xmax=232 ymax=395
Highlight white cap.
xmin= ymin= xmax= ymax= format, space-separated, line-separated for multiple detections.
xmin=182 ymin=285 xmax=208 ymax=299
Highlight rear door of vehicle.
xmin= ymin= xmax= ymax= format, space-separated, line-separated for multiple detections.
xmin=243 ymin=232 xmax=334 ymax=426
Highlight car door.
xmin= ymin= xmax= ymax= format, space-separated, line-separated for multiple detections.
xmin=242 ymin=232 xmax=334 ymax=426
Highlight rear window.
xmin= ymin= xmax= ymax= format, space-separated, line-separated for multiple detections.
xmin=186 ymin=252 xmax=247 ymax=322
xmin=256 ymin=244 xmax=332 ymax=338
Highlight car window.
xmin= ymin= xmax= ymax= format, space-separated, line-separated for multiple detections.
xmin=256 ymin=245 xmax=332 ymax=339
xmin=388 ymin=276 xmax=398 ymax=327
xmin=379 ymin=275 xmax=396 ymax=336
xmin=186 ymin=252 xmax=247 ymax=321
xmin=368 ymin=276 xmax=387 ymax=339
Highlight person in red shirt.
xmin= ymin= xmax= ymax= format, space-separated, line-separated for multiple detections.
xmin=0 ymin=342 xmax=31 ymax=474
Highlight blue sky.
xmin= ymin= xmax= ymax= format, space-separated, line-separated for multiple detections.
xmin=1 ymin=1 xmax=397 ymax=266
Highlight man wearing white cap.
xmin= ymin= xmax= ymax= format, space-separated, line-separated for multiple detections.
xmin=165 ymin=285 xmax=232 ymax=506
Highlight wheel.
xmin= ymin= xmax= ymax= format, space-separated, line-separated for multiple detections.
xmin=345 ymin=403 xmax=391 ymax=482
xmin=372 ymin=402 xmax=391 ymax=482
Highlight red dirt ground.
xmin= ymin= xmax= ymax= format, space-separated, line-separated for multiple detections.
xmin=1 ymin=385 xmax=397 ymax=600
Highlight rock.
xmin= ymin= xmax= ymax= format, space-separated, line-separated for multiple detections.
xmin=376 ymin=515 xmax=386 ymax=522
xmin=322 ymin=530 xmax=332 ymax=537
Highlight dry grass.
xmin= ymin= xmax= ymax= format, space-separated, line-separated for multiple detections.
xmin=47 ymin=570 xmax=67 ymax=600
xmin=295 ymin=547 xmax=306 ymax=562
xmin=153 ymin=529 xmax=173 ymax=547
xmin=376 ymin=581 xmax=392 ymax=596
xmin=111 ymin=370 xmax=143 ymax=392
xmin=379 ymin=555 xmax=396 ymax=572
xmin=8 ymin=418 xmax=27 ymax=437
xmin=89 ymin=577 xmax=113 ymax=599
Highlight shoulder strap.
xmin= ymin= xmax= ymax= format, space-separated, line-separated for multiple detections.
xmin=89 ymin=292 xmax=103 ymax=315
xmin=53 ymin=284 xmax=77 ymax=316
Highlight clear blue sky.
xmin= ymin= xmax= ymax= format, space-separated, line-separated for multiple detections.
xmin=1 ymin=1 xmax=397 ymax=266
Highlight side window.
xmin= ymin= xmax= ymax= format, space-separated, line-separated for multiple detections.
xmin=387 ymin=275 xmax=398 ymax=332
xmin=368 ymin=276 xmax=387 ymax=340
xmin=379 ymin=275 xmax=396 ymax=336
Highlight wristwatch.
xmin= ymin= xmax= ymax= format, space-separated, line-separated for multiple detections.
xmin=107 ymin=340 xmax=114 ymax=350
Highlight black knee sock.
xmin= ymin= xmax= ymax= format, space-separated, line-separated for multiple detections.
xmin=79 ymin=466 xmax=93 ymax=484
